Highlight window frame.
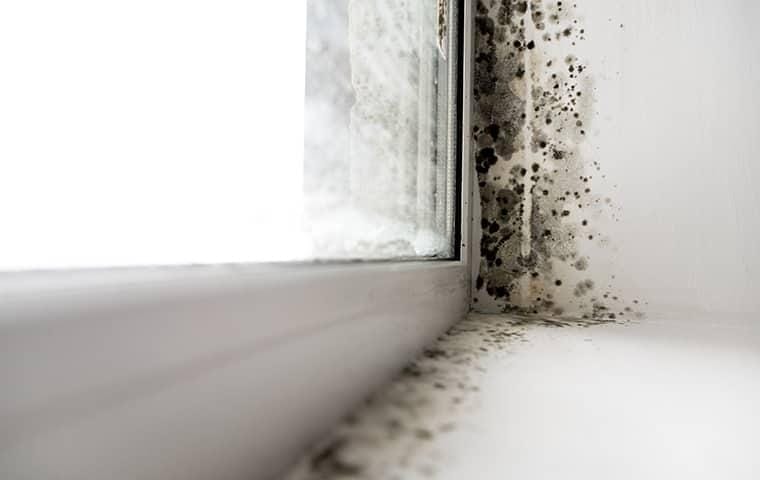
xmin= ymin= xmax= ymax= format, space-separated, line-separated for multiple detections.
xmin=0 ymin=1 xmax=474 ymax=479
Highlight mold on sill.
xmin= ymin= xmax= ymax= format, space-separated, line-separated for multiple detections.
xmin=284 ymin=311 xmax=760 ymax=480
xmin=283 ymin=313 xmax=627 ymax=480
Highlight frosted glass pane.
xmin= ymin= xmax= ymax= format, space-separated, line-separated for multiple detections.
xmin=0 ymin=0 xmax=457 ymax=271
xmin=304 ymin=0 xmax=458 ymax=259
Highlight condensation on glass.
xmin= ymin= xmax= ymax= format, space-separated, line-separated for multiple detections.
xmin=304 ymin=0 xmax=459 ymax=260
xmin=0 ymin=1 xmax=458 ymax=271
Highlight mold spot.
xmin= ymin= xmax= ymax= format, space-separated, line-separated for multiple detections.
xmin=471 ymin=0 xmax=642 ymax=320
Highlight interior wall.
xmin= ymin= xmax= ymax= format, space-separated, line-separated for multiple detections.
xmin=471 ymin=0 xmax=760 ymax=318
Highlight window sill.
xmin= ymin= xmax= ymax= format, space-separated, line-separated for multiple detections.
xmin=284 ymin=312 xmax=760 ymax=480
xmin=1 ymin=261 xmax=468 ymax=479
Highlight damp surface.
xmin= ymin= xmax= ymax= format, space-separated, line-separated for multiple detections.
xmin=283 ymin=313 xmax=629 ymax=480
xmin=283 ymin=312 xmax=760 ymax=479
xmin=471 ymin=0 xmax=643 ymax=319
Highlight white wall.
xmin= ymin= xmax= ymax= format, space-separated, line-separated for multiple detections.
xmin=472 ymin=0 xmax=760 ymax=317
xmin=579 ymin=0 xmax=760 ymax=315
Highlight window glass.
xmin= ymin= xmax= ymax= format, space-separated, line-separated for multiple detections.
xmin=305 ymin=0 xmax=459 ymax=259
xmin=0 ymin=0 xmax=458 ymax=271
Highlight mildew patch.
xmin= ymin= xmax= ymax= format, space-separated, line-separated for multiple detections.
xmin=472 ymin=0 xmax=642 ymax=319
xmin=437 ymin=0 xmax=449 ymax=59
xmin=284 ymin=313 xmax=628 ymax=479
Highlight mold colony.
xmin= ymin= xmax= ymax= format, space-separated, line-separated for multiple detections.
xmin=285 ymin=3 xmax=646 ymax=478
xmin=472 ymin=0 xmax=641 ymax=320
xmin=286 ymin=313 xmax=618 ymax=479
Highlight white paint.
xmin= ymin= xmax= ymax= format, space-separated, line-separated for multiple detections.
xmin=0 ymin=262 xmax=469 ymax=479
xmin=285 ymin=313 xmax=760 ymax=479
xmin=285 ymin=315 xmax=760 ymax=480
xmin=573 ymin=0 xmax=760 ymax=315
xmin=434 ymin=314 xmax=760 ymax=479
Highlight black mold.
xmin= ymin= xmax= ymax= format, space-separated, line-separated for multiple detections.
xmin=308 ymin=438 xmax=362 ymax=477
xmin=473 ymin=0 xmax=642 ymax=319
xmin=289 ymin=313 xmax=629 ymax=479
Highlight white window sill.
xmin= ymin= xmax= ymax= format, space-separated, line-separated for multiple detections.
xmin=0 ymin=261 xmax=469 ymax=479
xmin=284 ymin=312 xmax=760 ymax=480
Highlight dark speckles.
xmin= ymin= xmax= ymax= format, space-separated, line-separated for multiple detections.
xmin=470 ymin=0 xmax=637 ymax=319
xmin=423 ymin=348 xmax=449 ymax=360
xmin=574 ymin=257 xmax=588 ymax=271
xmin=484 ymin=123 xmax=501 ymax=141
xmin=574 ymin=279 xmax=595 ymax=297
xmin=309 ymin=438 xmax=362 ymax=477
xmin=294 ymin=315 xmax=594 ymax=478
xmin=475 ymin=14 xmax=496 ymax=38
xmin=476 ymin=147 xmax=498 ymax=174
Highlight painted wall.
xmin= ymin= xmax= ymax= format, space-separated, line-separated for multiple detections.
xmin=472 ymin=0 xmax=760 ymax=318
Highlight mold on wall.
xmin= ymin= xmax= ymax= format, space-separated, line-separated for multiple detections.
xmin=471 ymin=0 xmax=641 ymax=319
xmin=286 ymin=0 xmax=760 ymax=476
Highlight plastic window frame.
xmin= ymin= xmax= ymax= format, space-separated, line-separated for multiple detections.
xmin=0 ymin=1 xmax=474 ymax=478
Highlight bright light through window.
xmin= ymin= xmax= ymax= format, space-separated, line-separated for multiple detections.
xmin=0 ymin=1 xmax=307 ymax=270
xmin=0 ymin=0 xmax=458 ymax=271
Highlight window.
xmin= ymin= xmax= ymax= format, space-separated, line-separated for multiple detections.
xmin=305 ymin=0 xmax=460 ymax=260
xmin=0 ymin=0 xmax=460 ymax=270
xmin=0 ymin=2 xmax=472 ymax=480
